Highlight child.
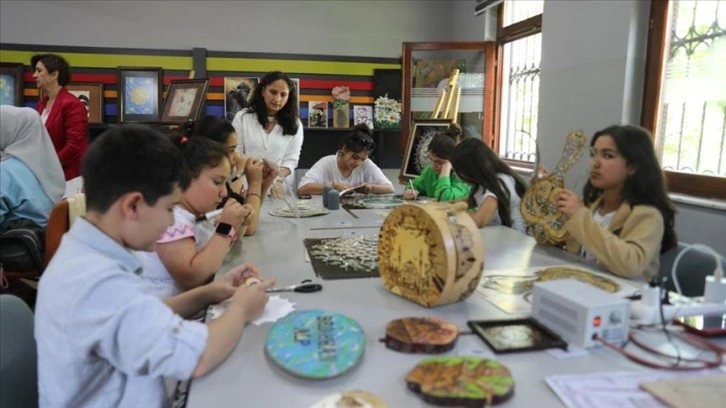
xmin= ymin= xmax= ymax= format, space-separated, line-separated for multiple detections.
xmin=35 ymin=125 xmax=275 ymax=407
xmin=403 ymin=125 xmax=470 ymax=202
xmin=185 ymin=116 xmax=276 ymax=235
xmin=138 ymin=136 xmax=255 ymax=299
xmin=449 ymin=138 xmax=527 ymax=232
xmin=297 ymin=124 xmax=394 ymax=195
xmin=556 ymin=125 xmax=677 ymax=280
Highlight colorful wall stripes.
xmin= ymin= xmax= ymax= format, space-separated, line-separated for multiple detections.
xmin=1 ymin=43 xmax=400 ymax=124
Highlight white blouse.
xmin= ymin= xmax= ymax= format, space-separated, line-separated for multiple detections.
xmin=231 ymin=108 xmax=304 ymax=171
xmin=472 ymin=173 xmax=526 ymax=233
xmin=297 ymin=154 xmax=393 ymax=189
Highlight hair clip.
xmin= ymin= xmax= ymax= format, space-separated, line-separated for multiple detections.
xmin=180 ymin=136 xmax=189 ymax=144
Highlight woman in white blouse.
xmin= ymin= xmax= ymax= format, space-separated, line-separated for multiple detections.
xmin=232 ymin=71 xmax=303 ymax=197
xmin=297 ymin=124 xmax=394 ymax=195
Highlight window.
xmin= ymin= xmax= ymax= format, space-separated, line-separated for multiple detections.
xmin=642 ymin=0 xmax=726 ymax=199
xmin=494 ymin=0 xmax=544 ymax=166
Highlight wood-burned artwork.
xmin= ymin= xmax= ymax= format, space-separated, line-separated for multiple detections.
xmin=264 ymin=310 xmax=365 ymax=380
xmin=384 ymin=316 xmax=459 ymax=354
xmin=520 ymin=129 xmax=586 ymax=245
xmin=406 ymin=356 xmax=514 ymax=406
xmin=308 ymin=390 xmax=388 ymax=408
xmin=378 ymin=202 xmax=484 ymax=307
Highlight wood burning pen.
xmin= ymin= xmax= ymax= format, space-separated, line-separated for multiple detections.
xmin=195 ymin=208 xmax=223 ymax=222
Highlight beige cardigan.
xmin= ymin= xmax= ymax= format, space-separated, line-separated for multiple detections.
xmin=564 ymin=197 xmax=664 ymax=281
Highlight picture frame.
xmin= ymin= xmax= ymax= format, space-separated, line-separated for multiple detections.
xmin=307 ymin=101 xmax=328 ymax=128
xmin=353 ymin=105 xmax=374 ymax=129
xmin=159 ymin=79 xmax=209 ymax=124
xmin=0 ymin=63 xmax=24 ymax=107
xmin=400 ymin=119 xmax=452 ymax=180
xmin=66 ymin=83 xmax=104 ymax=124
xmin=224 ymin=77 xmax=258 ymax=121
xmin=117 ymin=67 xmax=162 ymax=123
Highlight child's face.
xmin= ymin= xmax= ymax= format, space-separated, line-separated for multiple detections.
xmin=184 ymin=159 xmax=232 ymax=214
xmin=132 ymin=185 xmax=182 ymax=251
xmin=589 ymin=135 xmax=633 ymax=191
xmin=340 ymin=148 xmax=368 ymax=171
xmin=429 ymin=152 xmax=447 ymax=174
xmin=224 ymin=132 xmax=238 ymax=164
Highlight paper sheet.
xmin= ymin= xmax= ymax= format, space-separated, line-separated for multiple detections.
xmin=207 ymin=296 xmax=295 ymax=326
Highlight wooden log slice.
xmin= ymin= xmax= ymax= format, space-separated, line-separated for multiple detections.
xmin=384 ymin=316 xmax=459 ymax=354
xmin=308 ymin=390 xmax=388 ymax=408
xmin=406 ymin=356 xmax=514 ymax=407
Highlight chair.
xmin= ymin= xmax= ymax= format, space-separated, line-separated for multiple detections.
xmin=43 ymin=199 xmax=70 ymax=268
xmin=0 ymin=294 xmax=38 ymax=408
xmin=659 ymin=243 xmax=726 ymax=297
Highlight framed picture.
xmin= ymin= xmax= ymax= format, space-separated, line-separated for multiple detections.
xmin=117 ymin=67 xmax=162 ymax=123
xmin=400 ymin=119 xmax=452 ymax=180
xmin=290 ymin=78 xmax=300 ymax=113
xmin=353 ymin=105 xmax=374 ymax=129
xmin=224 ymin=77 xmax=258 ymax=121
xmin=0 ymin=63 xmax=24 ymax=107
xmin=160 ymin=79 xmax=209 ymax=124
xmin=308 ymin=101 xmax=328 ymax=128
xmin=66 ymin=83 xmax=104 ymax=124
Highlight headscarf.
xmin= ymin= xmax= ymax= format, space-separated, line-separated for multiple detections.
xmin=0 ymin=106 xmax=65 ymax=203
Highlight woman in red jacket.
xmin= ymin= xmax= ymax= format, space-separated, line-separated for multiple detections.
xmin=32 ymin=53 xmax=88 ymax=180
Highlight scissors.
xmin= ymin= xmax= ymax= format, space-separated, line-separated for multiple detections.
xmin=266 ymin=279 xmax=322 ymax=293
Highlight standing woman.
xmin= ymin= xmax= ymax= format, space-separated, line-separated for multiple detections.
xmin=231 ymin=71 xmax=303 ymax=198
xmin=32 ymin=53 xmax=88 ymax=180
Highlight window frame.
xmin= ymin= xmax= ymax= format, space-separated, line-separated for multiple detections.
xmin=641 ymin=0 xmax=726 ymax=200
xmin=492 ymin=4 xmax=543 ymax=169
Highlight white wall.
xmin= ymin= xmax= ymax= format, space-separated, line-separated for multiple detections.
xmin=537 ymin=0 xmax=726 ymax=254
xmin=0 ymin=0 xmax=454 ymax=58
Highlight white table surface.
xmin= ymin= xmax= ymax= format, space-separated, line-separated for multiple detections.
xmin=185 ymin=197 xmax=661 ymax=408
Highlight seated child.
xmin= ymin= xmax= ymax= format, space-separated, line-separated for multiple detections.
xmin=403 ymin=125 xmax=470 ymax=201
xmin=185 ymin=116 xmax=276 ymax=235
xmin=35 ymin=124 xmax=275 ymax=407
xmin=556 ymin=125 xmax=677 ymax=280
xmin=139 ymin=136 xmax=255 ymax=299
xmin=297 ymin=124 xmax=394 ymax=195
xmin=450 ymin=138 xmax=527 ymax=232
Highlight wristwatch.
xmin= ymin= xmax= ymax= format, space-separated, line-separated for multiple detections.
xmin=215 ymin=222 xmax=236 ymax=239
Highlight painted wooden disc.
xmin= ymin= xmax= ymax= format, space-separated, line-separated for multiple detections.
xmin=406 ymin=356 xmax=514 ymax=406
xmin=384 ymin=316 xmax=459 ymax=354
xmin=265 ymin=309 xmax=365 ymax=380
xmin=308 ymin=390 xmax=388 ymax=408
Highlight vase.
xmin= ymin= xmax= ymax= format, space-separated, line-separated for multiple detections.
xmin=333 ymin=103 xmax=350 ymax=128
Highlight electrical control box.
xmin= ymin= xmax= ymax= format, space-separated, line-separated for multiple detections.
xmin=531 ymin=279 xmax=629 ymax=348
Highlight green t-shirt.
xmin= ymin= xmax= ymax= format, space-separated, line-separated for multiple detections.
xmin=411 ymin=165 xmax=470 ymax=202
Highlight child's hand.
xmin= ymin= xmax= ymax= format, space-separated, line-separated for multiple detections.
xmin=556 ymin=188 xmax=583 ymax=218
xmin=403 ymin=189 xmax=418 ymax=200
xmin=240 ymin=204 xmax=255 ymax=225
xmin=204 ymin=263 xmax=261 ymax=303
xmin=231 ymin=277 xmax=276 ymax=322
xmin=440 ymin=160 xmax=453 ymax=177
xmin=232 ymin=152 xmax=247 ymax=174
xmin=219 ymin=199 xmax=247 ymax=226
xmin=332 ymin=182 xmax=352 ymax=192
xmin=359 ymin=183 xmax=372 ymax=194
xmin=244 ymin=157 xmax=264 ymax=184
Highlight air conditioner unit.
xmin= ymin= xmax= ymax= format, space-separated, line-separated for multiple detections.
xmin=475 ymin=0 xmax=504 ymax=16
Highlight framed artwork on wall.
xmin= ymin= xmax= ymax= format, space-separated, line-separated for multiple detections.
xmin=224 ymin=77 xmax=258 ymax=121
xmin=160 ymin=79 xmax=209 ymax=124
xmin=0 ymin=63 xmax=25 ymax=107
xmin=353 ymin=105 xmax=373 ymax=129
xmin=400 ymin=119 xmax=452 ymax=180
xmin=307 ymin=101 xmax=328 ymax=128
xmin=117 ymin=67 xmax=162 ymax=123
xmin=66 ymin=83 xmax=104 ymax=124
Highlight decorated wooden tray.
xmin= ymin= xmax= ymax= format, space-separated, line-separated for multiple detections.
xmin=383 ymin=316 xmax=459 ymax=353
xmin=308 ymin=390 xmax=388 ymax=408
xmin=537 ymin=266 xmax=620 ymax=293
xmin=378 ymin=202 xmax=484 ymax=307
xmin=265 ymin=309 xmax=365 ymax=380
xmin=304 ymin=235 xmax=379 ymax=280
xmin=269 ymin=205 xmax=329 ymax=218
xmin=342 ymin=194 xmax=408 ymax=210
xmin=406 ymin=356 xmax=514 ymax=406
xmin=520 ymin=129 xmax=586 ymax=246
xmin=468 ymin=318 xmax=567 ymax=354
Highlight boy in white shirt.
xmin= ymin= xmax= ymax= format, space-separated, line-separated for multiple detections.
xmin=35 ymin=124 xmax=275 ymax=407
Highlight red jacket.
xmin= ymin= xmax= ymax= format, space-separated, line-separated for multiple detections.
xmin=36 ymin=87 xmax=89 ymax=180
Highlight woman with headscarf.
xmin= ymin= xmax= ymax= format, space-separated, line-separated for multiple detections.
xmin=0 ymin=106 xmax=65 ymax=230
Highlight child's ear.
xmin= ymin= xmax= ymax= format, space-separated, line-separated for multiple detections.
xmin=118 ymin=192 xmax=144 ymax=219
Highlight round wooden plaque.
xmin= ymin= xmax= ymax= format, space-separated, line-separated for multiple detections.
xmin=265 ymin=309 xmax=365 ymax=380
xmin=377 ymin=202 xmax=484 ymax=307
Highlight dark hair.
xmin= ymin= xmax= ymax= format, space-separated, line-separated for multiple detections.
xmin=170 ymin=134 xmax=229 ymax=180
xmin=444 ymin=123 xmax=463 ymax=143
xmin=184 ymin=115 xmax=236 ymax=145
xmin=450 ymin=138 xmax=527 ymax=228
xmin=427 ymin=134 xmax=457 ymax=159
xmin=83 ymin=125 xmax=189 ymax=213
xmin=247 ymin=71 xmax=299 ymax=136
xmin=583 ymin=125 xmax=677 ymax=253
xmin=31 ymin=53 xmax=71 ymax=86
xmin=340 ymin=124 xmax=375 ymax=153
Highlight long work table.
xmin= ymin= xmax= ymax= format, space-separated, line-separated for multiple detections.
xmin=184 ymin=197 xmax=688 ymax=408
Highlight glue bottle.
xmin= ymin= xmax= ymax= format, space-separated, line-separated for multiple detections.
xmin=327 ymin=189 xmax=340 ymax=210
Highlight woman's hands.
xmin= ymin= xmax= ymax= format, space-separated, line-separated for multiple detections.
xmin=556 ymin=188 xmax=584 ymax=218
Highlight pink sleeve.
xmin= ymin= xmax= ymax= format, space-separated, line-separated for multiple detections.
xmin=157 ymin=225 xmax=195 ymax=244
